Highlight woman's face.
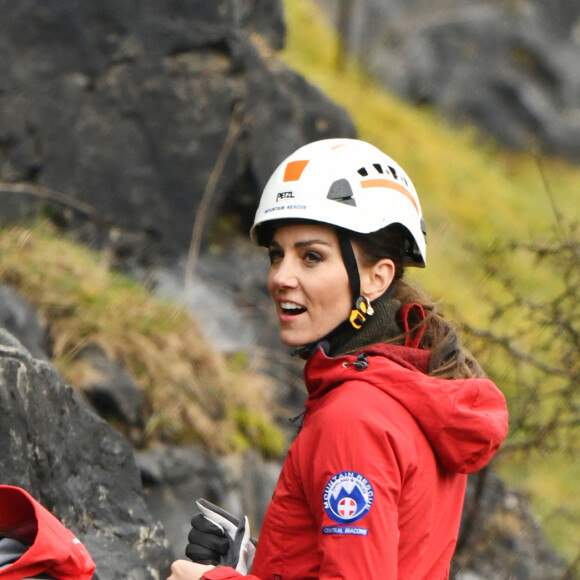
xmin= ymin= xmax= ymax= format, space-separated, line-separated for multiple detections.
xmin=267 ymin=223 xmax=352 ymax=347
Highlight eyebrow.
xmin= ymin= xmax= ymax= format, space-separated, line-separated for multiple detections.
xmin=269 ymin=238 xmax=332 ymax=249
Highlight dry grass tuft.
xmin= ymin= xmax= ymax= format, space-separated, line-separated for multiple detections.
xmin=0 ymin=221 xmax=285 ymax=458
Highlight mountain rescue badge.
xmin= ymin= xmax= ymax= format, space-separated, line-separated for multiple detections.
xmin=323 ymin=471 xmax=374 ymax=525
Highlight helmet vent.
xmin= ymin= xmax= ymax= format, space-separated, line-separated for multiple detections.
xmin=373 ymin=163 xmax=384 ymax=174
xmin=384 ymin=165 xmax=410 ymax=187
xmin=357 ymin=167 xmax=368 ymax=176
xmin=327 ymin=179 xmax=356 ymax=206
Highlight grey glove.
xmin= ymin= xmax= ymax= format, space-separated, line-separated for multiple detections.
xmin=186 ymin=499 xmax=256 ymax=574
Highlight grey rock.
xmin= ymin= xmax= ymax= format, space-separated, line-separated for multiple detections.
xmin=0 ymin=0 xmax=356 ymax=264
xmin=0 ymin=329 xmax=173 ymax=579
xmin=452 ymin=469 xmax=568 ymax=579
xmin=137 ymin=446 xmax=280 ymax=559
xmin=321 ymin=0 xmax=580 ymax=160
xmin=74 ymin=342 xmax=146 ymax=430
xmin=0 ymin=284 xmax=49 ymax=360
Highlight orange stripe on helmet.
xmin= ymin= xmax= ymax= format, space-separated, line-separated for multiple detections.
xmin=360 ymin=179 xmax=419 ymax=213
xmin=283 ymin=160 xmax=309 ymax=182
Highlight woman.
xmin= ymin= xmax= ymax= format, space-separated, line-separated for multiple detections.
xmin=169 ymin=138 xmax=508 ymax=579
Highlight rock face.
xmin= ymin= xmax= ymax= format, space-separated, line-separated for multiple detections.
xmin=322 ymin=0 xmax=580 ymax=160
xmin=137 ymin=445 xmax=282 ymax=560
xmin=0 ymin=285 xmax=49 ymax=360
xmin=0 ymin=0 xmax=356 ymax=262
xmin=0 ymin=329 xmax=173 ymax=579
xmin=452 ymin=469 xmax=568 ymax=580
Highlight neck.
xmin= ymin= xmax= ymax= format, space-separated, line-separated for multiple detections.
xmin=293 ymin=297 xmax=404 ymax=359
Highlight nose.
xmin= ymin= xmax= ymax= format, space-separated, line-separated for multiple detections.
xmin=268 ymin=256 xmax=299 ymax=291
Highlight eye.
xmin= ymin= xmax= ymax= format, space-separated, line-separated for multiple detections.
xmin=304 ymin=251 xmax=323 ymax=264
xmin=268 ymin=247 xmax=283 ymax=265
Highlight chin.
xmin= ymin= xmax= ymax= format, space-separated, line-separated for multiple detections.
xmin=279 ymin=334 xmax=305 ymax=347
xmin=279 ymin=330 xmax=326 ymax=348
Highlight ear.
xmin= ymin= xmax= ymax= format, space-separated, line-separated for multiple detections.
xmin=359 ymin=258 xmax=395 ymax=302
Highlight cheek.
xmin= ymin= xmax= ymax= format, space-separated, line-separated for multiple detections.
xmin=315 ymin=272 xmax=351 ymax=312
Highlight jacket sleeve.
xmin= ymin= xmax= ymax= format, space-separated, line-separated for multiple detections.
xmin=203 ymin=567 xmax=257 ymax=580
xmin=298 ymin=381 xmax=410 ymax=579
xmin=206 ymin=382 xmax=411 ymax=580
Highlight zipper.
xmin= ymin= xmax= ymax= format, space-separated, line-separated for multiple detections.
xmin=342 ymin=352 xmax=368 ymax=370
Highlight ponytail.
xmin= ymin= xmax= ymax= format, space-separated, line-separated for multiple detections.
xmin=350 ymin=225 xmax=484 ymax=380
xmin=392 ymin=279 xmax=485 ymax=379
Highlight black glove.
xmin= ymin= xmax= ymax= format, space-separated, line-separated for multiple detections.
xmin=185 ymin=511 xmax=229 ymax=565
xmin=185 ymin=499 xmax=256 ymax=574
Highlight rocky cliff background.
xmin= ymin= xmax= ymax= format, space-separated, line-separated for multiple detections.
xmin=318 ymin=0 xmax=580 ymax=161
xmin=0 ymin=0 xmax=354 ymax=263
xmin=0 ymin=0 xmax=578 ymax=579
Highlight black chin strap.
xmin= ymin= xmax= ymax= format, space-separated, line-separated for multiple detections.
xmin=337 ymin=230 xmax=377 ymax=330
xmin=337 ymin=230 xmax=361 ymax=308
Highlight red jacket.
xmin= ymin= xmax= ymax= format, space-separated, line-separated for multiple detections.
xmin=0 ymin=485 xmax=95 ymax=580
xmin=205 ymin=344 xmax=508 ymax=580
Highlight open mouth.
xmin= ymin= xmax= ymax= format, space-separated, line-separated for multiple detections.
xmin=280 ymin=301 xmax=307 ymax=316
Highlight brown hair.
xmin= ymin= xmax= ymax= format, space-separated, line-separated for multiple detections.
xmin=348 ymin=224 xmax=485 ymax=380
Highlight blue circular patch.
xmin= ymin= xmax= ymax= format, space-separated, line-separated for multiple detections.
xmin=323 ymin=471 xmax=374 ymax=525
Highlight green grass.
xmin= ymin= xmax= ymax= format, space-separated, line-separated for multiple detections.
xmin=279 ymin=0 xmax=580 ymax=565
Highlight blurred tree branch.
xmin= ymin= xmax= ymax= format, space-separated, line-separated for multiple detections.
xmin=461 ymin=214 xmax=579 ymax=458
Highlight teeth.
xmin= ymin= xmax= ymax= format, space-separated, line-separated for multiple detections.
xmin=280 ymin=301 xmax=305 ymax=311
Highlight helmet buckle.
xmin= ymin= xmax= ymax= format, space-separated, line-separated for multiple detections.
xmin=349 ymin=296 xmax=374 ymax=330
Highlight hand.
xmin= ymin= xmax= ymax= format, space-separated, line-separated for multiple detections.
xmin=168 ymin=559 xmax=214 ymax=580
xmin=186 ymin=499 xmax=256 ymax=574
xmin=186 ymin=512 xmax=229 ymax=565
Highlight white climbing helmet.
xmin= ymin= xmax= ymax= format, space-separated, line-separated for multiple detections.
xmin=250 ymin=138 xmax=427 ymax=267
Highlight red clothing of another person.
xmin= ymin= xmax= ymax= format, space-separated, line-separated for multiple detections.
xmin=204 ymin=343 xmax=508 ymax=580
xmin=0 ymin=485 xmax=95 ymax=580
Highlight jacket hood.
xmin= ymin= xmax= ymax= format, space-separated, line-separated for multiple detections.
xmin=303 ymin=344 xmax=508 ymax=474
